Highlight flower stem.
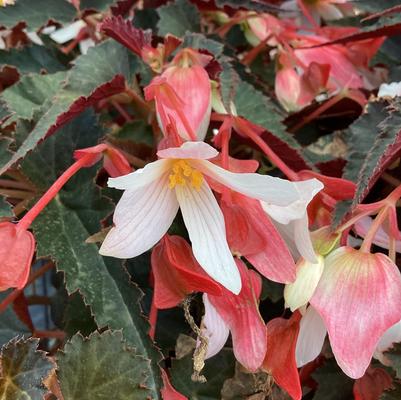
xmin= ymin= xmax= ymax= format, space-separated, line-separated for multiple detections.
xmin=360 ymin=208 xmax=389 ymax=253
xmin=149 ymin=295 xmax=158 ymax=340
xmin=239 ymin=120 xmax=299 ymax=180
xmin=18 ymin=153 xmax=98 ymax=231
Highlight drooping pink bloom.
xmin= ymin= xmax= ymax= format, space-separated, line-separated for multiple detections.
xmin=74 ymin=143 xmax=132 ymax=177
xmin=100 ymin=141 xmax=319 ymax=294
xmin=0 ymin=222 xmax=35 ymax=291
xmin=144 ymin=48 xmax=212 ymax=141
xmin=201 ymin=259 xmax=266 ymax=371
xmin=310 ymin=246 xmax=401 ymax=378
xmin=263 ymin=312 xmax=302 ymax=400
xmin=151 ymin=235 xmax=222 ymax=309
xmin=353 ymin=367 xmax=392 ymax=400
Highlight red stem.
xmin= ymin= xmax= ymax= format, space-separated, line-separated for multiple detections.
xmin=18 ymin=153 xmax=98 ymax=231
xmin=238 ymin=121 xmax=299 ymax=180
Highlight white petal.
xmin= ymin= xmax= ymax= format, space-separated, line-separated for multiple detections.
xmin=49 ymin=20 xmax=87 ymax=44
xmin=293 ymin=213 xmax=318 ymax=263
xmin=262 ymin=179 xmax=323 ymax=224
xmin=193 ymin=160 xmax=304 ymax=206
xmin=378 ymin=82 xmax=401 ymax=99
xmin=175 ymin=180 xmax=241 ymax=294
xmin=100 ymin=173 xmax=179 ymax=258
xmin=201 ymin=294 xmax=230 ymax=359
xmin=296 ymin=306 xmax=327 ymax=367
xmin=284 ymin=255 xmax=325 ymax=311
xmin=79 ymin=38 xmax=95 ymax=54
xmin=107 ymin=159 xmax=170 ymax=191
xmin=157 ymin=141 xmax=218 ymax=160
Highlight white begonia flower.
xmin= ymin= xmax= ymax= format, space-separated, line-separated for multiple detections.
xmin=100 ymin=141 xmax=322 ymax=294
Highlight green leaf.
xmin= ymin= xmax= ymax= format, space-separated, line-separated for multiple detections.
xmin=2 ymin=72 xmax=66 ymax=121
xmin=80 ymin=0 xmax=115 ymax=11
xmin=0 ymin=0 xmax=76 ymax=30
xmin=0 ymin=338 xmax=54 ymax=400
xmin=0 ymin=45 xmax=67 ymax=74
xmin=0 ymin=40 xmax=130 ymax=175
xmin=312 ymin=359 xmax=354 ymax=400
xmin=334 ymin=100 xmax=401 ymax=225
xmin=171 ymin=351 xmax=235 ymax=399
xmin=57 ymin=331 xmax=151 ymax=400
xmin=21 ymin=111 xmax=162 ymax=398
xmin=0 ymin=293 xmax=30 ymax=347
xmin=182 ymin=33 xmax=224 ymax=56
xmin=157 ymin=0 xmax=200 ymax=37
xmin=0 ymin=197 xmax=13 ymax=217
xmin=381 ymin=382 xmax=401 ymax=399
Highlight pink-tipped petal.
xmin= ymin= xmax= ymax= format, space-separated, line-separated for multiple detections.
xmin=193 ymin=160 xmax=302 ymax=206
xmin=310 ymin=247 xmax=401 ymax=378
xmin=263 ymin=312 xmax=302 ymax=400
xmin=0 ymin=223 xmax=35 ymax=291
xmin=202 ymin=294 xmax=230 ymax=359
xmin=208 ymin=260 xmax=267 ymax=371
xmin=107 ymin=159 xmax=170 ymax=190
xmin=100 ymin=173 xmax=179 ymax=258
xmin=296 ymin=306 xmax=326 ymax=367
xmin=284 ymin=256 xmax=325 ymax=311
xmin=175 ymin=180 xmax=241 ymax=294
xmin=157 ymin=141 xmax=218 ymax=160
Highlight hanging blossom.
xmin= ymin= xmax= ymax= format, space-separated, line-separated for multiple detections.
xmin=144 ymin=48 xmax=212 ymax=142
xmin=284 ymin=192 xmax=401 ymax=379
xmin=99 ymin=141 xmax=321 ymax=294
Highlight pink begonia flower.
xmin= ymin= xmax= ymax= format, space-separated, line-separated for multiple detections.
xmin=100 ymin=141 xmax=319 ymax=294
xmin=295 ymin=306 xmax=327 ymax=368
xmin=144 ymin=48 xmax=212 ymax=141
xmin=263 ymin=312 xmax=302 ymax=400
xmin=262 ymin=179 xmax=324 ymax=263
xmin=0 ymin=222 xmax=35 ymax=291
xmin=310 ymin=247 xmax=401 ymax=378
xmin=354 ymin=216 xmax=401 ymax=253
xmin=201 ymin=259 xmax=266 ymax=371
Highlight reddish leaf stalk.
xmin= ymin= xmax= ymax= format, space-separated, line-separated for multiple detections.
xmin=18 ymin=153 xmax=98 ymax=231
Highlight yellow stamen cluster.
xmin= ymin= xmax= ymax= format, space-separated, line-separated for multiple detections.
xmin=168 ymin=160 xmax=203 ymax=191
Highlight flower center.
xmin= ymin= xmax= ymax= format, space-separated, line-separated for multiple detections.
xmin=168 ymin=160 xmax=203 ymax=191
